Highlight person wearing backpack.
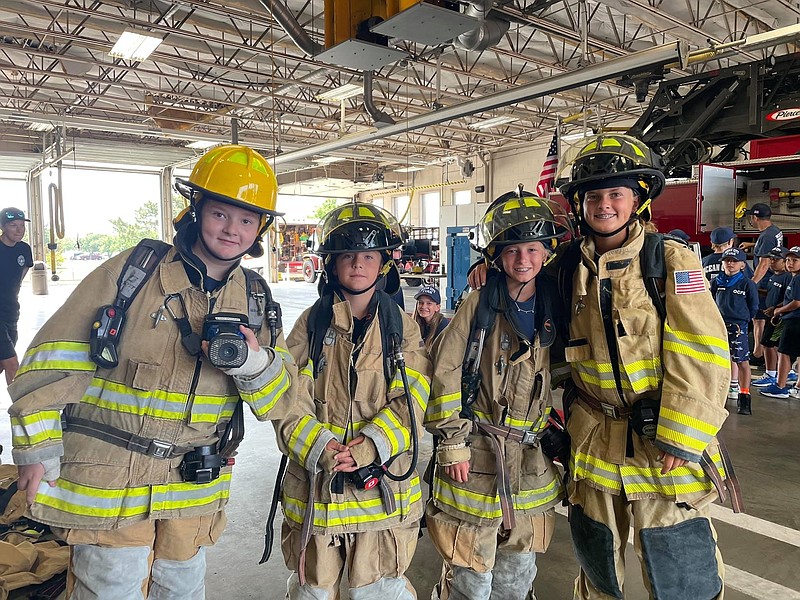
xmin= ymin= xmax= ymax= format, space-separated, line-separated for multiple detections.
xmin=7 ymin=145 xmax=297 ymax=599
xmin=555 ymin=134 xmax=731 ymax=600
xmin=276 ymin=202 xmax=431 ymax=600
xmin=424 ymin=191 xmax=572 ymax=600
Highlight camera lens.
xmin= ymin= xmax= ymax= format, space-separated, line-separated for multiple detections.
xmin=218 ymin=342 xmax=237 ymax=360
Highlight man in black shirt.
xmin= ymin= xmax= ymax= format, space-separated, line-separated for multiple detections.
xmin=0 ymin=207 xmax=33 ymax=384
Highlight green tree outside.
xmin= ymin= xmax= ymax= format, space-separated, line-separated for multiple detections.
xmin=308 ymin=198 xmax=340 ymax=222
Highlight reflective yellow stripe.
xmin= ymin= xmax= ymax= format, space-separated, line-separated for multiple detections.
xmin=657 ymin=406 xmax=717 ymax=453
xmin=288 ymin=415 xmax=326 ymax=465
xmin=472 ymin=410 xmax=546 ymax=432
xmin=621 ymin=358 xmax=662 ymax=393
xmin=82 ymin=378 xmax=237 ymax=422
xmin=371 ymin=409 xmax=409 ymax=455
xmin=10 ymin=411 xmax=62 ymax=446
xmin=575 ymin=360 xmax=632 ymax=390
xmin=35 ymin=473 xmax=231 ymax=518
xmin=18 ymin=341 xmax=95 ymax=376
xmin=283 ymin=475 xmax=422 ymax=527
xmin=323 ymin=420 xmax=367 ymax=439
xmin=426 ymin=391 xmax=461 ymax=422
xmin=389 ymin=365 xmax=430 ymax=413
xmin=620 ymin=464 xmax=713 ymax=495
xmin=571 ymin=450 xmax=623 ymax=492
xmin=241 ymin=363 xmax=291 ymax=418
xmin=432 ymin=474 xmax=561 ymax=519
xmin=664 ymin=325 xmax=729 ymax=369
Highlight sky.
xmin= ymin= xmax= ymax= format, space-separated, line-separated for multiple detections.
xmin=0 ymin=169 xmax=341 ymax=240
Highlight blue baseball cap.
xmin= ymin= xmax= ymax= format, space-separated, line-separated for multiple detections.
xmin=667 ymin=229 xmax=690 ymax=241
xmin=710 ymin=226 xmax=735 ymax=245
xmin=744 ymin=203 xmax=771 ymax=218
xmin=721 ymin=248 xmax=746 ymax=262
xmin=769 ymin=247 xmax=789 ymax=259
xmin=414 ymin=285 xmax=441 ymax=304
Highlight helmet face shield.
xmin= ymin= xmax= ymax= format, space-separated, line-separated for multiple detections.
xmin=559 ymin=133 xmax=666 ymax=223
xmin=473 ymin=193 xmax=573 ymax=259
xmin=318 ymin=203 xmax=405 ymax=254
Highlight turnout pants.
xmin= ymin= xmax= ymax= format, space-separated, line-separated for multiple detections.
xmin=281 ymin=519 xmax=419 ymax=599
xmin=570 ymin=481 xmax=724 ymax=600
xmin=425 ymin=502 xmax=554 ymax=600
xmin=53 ymin=512 xmax=226 ymax=600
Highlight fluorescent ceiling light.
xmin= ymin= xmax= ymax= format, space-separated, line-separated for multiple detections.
xmin=317 ymin=83 xmax=363 ymax=102
xmin=186 ymin=140 xmax=220 ymax=149
xmin=313 ymin=156 xmax=346 ymax=164
xmin=561 ymin=131 xmax=593 ymax=142
xmin=469 ymin=115 xmax=516 ymax=130
xmin=394 ymin=166 xmax=425 ymax=173
xmin=28 ymin=122 xmax=54 ymax=132
xmin=109 ymin=30 xmax=163 ymax=61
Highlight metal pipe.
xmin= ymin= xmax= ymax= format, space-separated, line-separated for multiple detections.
xmin=271 ymin=42 xmax=685 ymax=166
xmin=257 ymin=0 xmax=323 ymax=56
xmin=363 ymin=71 xmax=395 ymax=127
xmin=455 ymin=1 xmax=509 ymax=52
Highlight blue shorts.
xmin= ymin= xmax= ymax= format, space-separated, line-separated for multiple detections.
xmin=726 ymin=322 xmax=750 ymax=363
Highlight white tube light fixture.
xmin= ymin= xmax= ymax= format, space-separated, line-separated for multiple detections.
xmin=469 ymin=115 xmax=516 ymax=130
xmin=109 ymin=29 xmax=163 ymax=61
xmin=394 ymin=166 xmax=425 ymax=172
xmin=186 ymin=140 xmax=221 ymax=149
xmin=561 ymin=131 xmax=594 ymax=142
xmin=317 ymin=83 xmax=363 ymax=102
xmin=313 ymin=156 xmax=346 ymax=164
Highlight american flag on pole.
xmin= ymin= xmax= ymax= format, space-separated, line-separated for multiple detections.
xmin=674 ymin=269 xmax=706 ymax=294
xmin=535 ymin=131 xmax=559 ymax=197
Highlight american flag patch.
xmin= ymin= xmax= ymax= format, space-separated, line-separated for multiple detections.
xmin=674 ymin=269 xmax=705 ymax=294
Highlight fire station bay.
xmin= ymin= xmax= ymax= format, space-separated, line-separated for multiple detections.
xmin=2 ymin=2 xmax=800 ymax=599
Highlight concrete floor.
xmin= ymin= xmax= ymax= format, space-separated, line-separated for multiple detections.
xmin=2 ymin=275 xmax=799 ymax=600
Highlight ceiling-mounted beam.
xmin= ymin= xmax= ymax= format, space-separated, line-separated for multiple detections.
xmin=271 ymin=42 xmax=685 ymax=165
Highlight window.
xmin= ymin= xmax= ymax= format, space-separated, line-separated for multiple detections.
xmin=422 ymin=192 xmax=440 ymax=227
xmin=393 ymin=195 xmax=410 ymax=222
xmin=453 ymin=189 xmax=471 ymax=205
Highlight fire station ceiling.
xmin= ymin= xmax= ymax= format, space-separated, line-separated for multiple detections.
xmin=1 ymin=0 xmax=799 ymax=181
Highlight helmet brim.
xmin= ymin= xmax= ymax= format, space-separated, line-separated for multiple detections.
xmin=175 ymin=178 xmax=284 ymax=218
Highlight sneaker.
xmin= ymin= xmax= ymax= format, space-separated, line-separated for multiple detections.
xmin=728 ymin=386 xmax=740 ymax=400
xmin=760 ymin=383 xmax=791 ymax=399
xmin=788 ymin=370 xmax=798 ymax=383
xmin=752 ymin=373 xmax=777 ymax=388
xmin=789 ymin=388 xmax=800 ymax=399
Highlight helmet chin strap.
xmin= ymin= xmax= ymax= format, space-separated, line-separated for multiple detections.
xmin=582 ymin=219 xmax=631 ymax=238
xmin=327 ymin=257 xmax=390 ymax=296
xmin=492 ymin=255 xmax=536 ymax=297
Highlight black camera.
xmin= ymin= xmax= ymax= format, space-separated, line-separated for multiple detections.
xmin=179 ymin=444 xmax=234 ymax=484
xmin=349 ymin=464 xmax=385 ymax=490
xmin=202 ymin=313 xmax=249 ymax=369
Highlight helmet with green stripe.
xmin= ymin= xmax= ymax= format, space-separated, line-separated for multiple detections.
xmin=473 ymin=189 xmax=573 ymax=261
xmin=317 ymin=202 xmax=406 ymax=296
xmin=559 ymin=134 xmax=665 ymax=224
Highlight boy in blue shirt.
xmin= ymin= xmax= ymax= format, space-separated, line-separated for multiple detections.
xmin=762 ymin=246 xmax=800 ymax=399
xmin=753 ymin=247 xmax=795 ymax=390
xmin=711 ymin=248 xmax=759 ymax=414
xmin=703 ymin=226 xmax=754 ymax=281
